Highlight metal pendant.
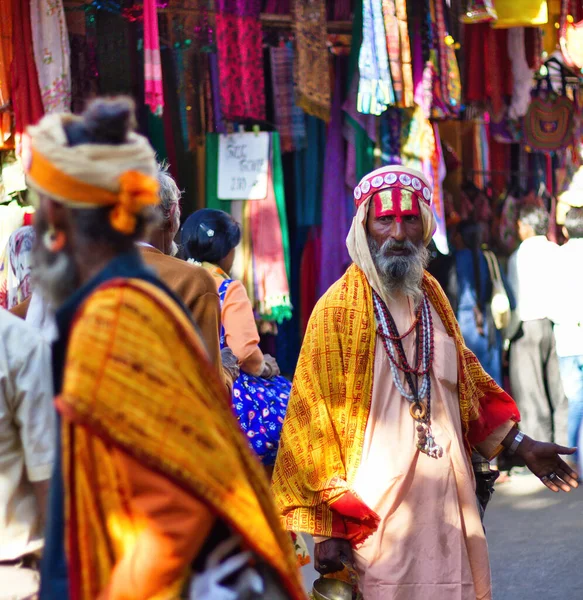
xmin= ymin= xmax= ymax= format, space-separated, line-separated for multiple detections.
xmin=416 ymin=422 xmax=443 ymax=459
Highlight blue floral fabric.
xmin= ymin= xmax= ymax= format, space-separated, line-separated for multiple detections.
xmin=219 ymin=279 xmax=290 ymax=465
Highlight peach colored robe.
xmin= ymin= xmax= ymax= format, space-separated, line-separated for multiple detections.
xmin=351 ymin=293 xmax=492 ymax=600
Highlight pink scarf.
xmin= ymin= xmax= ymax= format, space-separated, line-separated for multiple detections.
xmin=248 ymin=166 xmax=291 ymax=322
xmin=144 ymin=0 xmax=164 ymax=115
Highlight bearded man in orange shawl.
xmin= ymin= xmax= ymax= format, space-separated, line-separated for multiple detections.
xmin=27 ymin=97 xmax=305 ymax=600
xmin=272 ymin=165 xmax=578 ymax=600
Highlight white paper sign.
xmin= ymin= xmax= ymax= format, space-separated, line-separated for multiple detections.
xmin=217 ymin=132 xmax=270 ymax=200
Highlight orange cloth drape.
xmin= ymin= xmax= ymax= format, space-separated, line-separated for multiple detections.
xmin=58 ymin=278 xmax=305 ymax=600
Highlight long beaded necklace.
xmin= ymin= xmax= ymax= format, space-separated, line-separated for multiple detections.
xmin=373 ymin=290 xmax=443 ymax=459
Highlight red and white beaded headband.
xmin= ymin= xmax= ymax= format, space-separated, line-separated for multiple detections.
xmin=353 ymin=166 xmax=433 ymax=209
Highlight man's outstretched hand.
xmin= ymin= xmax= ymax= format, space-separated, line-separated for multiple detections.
xmin=513 ymin=434 xmax=579 ymax=492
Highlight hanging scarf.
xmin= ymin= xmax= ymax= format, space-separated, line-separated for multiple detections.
xmin=249 ymin=163 xmax=292 ymax=322
xmin=205 ymin=133 xmax=291 ymax=322
xmin=216 ymin=0 xmax=265 ymax=120
xmin=11 ymin=0 xmax=44 ymax=135
xmin=358 ymin=0 xmax=395 ymax=115
xmin=144 ymin=0 xmax=164 ymax=115
xmin=319 ymin=57 xmax=350 ymax=297
xmin=30 ymin=0 xmax=71 ymax=114
xmin=293 ymin=0 xmax=331 ymax=122
xmin=0 ymin=0 xmax=13 ymax=149
xmin=270 ymin=45 xmax=306 ymax=154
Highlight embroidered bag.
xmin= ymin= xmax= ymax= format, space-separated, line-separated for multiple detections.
xmin=524 ymin=69 xmax=575 ymax=153
xmin=483 ymin=250 xmax=511 ymax=330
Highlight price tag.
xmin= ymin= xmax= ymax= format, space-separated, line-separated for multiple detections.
xmin=217 ymin=132 xmax=270 ymax=200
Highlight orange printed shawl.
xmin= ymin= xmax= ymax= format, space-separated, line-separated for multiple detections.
xmin=57 ymin=279 xmax=305 ymax=600
xmin=272 ymin=264 xmax=519 ymax=545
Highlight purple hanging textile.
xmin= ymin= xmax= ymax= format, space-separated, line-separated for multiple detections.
xmin=328 ymin=0 xmax=351 ymax=20
xmin=209 ymin=53 xmax=226 ymax=133
xmin=263 ymin=0 xmax=291 ymax=13
xmin=219 ymin=0 xmax=261 ymax=16
xmin=319 ymin=58 xmax=350 ymax=296
xmin=412 ymin=16 xmax=425 ymax=107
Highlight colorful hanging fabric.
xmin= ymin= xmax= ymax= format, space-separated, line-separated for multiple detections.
xmin=270 ymin=44 xmax=307 ymax=154
xmin=30 ymin=0 xmax=71 ymax=114
xmin=5 ymin=225 xmax=34 ymax=309
xmin=293 ymin=0 xmax=331 ymax=121
xmin=216 ymin=0 xmax=265 ymax=121
xmin=0 ymin=0 xmax=13 ymax=149
xmin=205 ymin=132 xmax=291 ymax=321
xmin=248 ymin=162 xmax=292 ymax=323
xmin=358 ymin=0 xmax=395 ymax=115
xmin=381 ymin=0 xmax=413 ymax=107
xmin=380 ymin=108 xmax=402 ymax=165
xmin=143 ymin=0 xmax=164 ymax=115
xmin=319 ymin=57 xmax=350 ymax=297
xmin=11 ymin=0 xmax=44 ymax=135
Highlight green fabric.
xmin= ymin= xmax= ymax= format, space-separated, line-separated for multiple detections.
xmin=147 ymin=113 xmax=168 ymax=163
xmin=346 ymin=114 xmax=375 ymax=182
xmin=205 ymin=132 xmax=291 ymax=321
xmin=271 ymin=133 xmax=291 ymax=283
xmin=205 ymin=134 xmax=226 ymax=211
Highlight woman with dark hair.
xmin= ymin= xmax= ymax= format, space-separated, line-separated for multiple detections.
xmin=454 ymin=220 xmax=511 ymax=385
xmin=182 ymin=208 xmax=291 ymax=468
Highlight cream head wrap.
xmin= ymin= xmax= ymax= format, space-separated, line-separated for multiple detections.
xmin=346 ymin=165 xmax=436 ymax=300
xmin=25 ymin=112 xmax=159 ymax=235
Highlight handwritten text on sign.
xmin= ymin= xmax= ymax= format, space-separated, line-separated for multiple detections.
xmin=217 ymin=132 xmax=270 ymax=200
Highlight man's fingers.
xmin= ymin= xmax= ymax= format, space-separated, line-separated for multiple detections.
xmin=553 ymin=445 xmax=577 ymax=455
xmin=542 ymin=478 xmax=561 ymax=493
xmin=556 ymin=467 xmax=579 ymax=489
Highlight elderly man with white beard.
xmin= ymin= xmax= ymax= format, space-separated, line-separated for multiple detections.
xmin=272 ymin=165 xmax=578 ymax=600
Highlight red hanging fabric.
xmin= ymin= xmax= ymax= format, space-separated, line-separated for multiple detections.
xmin=11 ymin=0 xmax=44 ymax=135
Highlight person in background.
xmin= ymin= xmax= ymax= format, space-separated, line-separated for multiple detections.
xmin=550 ymin=207 xmax=583 ymax=472
xmin=507 ymin=206 xmax=569 ymax=446
xmin=453 ymin=220 xmax=513 ymax=386
xmin=138 ymin=165 xmax=237 ymax=386
xmin=0 ymin=309 xmax=54 ymax=599
xmin=27 ymin=98 xmax=304 ymax=600
xmin=181 ymin=208 xmax=290 ymax=469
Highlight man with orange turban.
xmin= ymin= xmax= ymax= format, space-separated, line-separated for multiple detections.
xmin=26 ymin=97 xmax=305 ymax=600
xmin=272 ymin=165 xmax=578 ymax=600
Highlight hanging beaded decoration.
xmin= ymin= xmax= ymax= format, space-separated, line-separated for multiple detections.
xmin=373 ymin=289 xmax=443 ymax=459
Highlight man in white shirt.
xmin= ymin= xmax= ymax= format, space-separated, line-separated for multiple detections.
xmin=550 ymin=208 xmax=583 ymax=471
xmin=0 ymin=309 xmax=55 ymax=599
xmin=507 ymin=206 xmax=568 ymax=446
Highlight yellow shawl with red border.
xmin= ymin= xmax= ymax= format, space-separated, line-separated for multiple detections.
xmin=57 ymin=278 xmax=305 ymax=600
xmin=272 ymin=265 xmax=519 ymax=545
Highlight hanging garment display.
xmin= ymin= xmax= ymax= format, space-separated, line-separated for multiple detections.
xmin=358 ymin=0 xmax=395 ymax=115
xmin=30 ymin=0 xmax=71 ymax=114
xmin=382 ymin=0 xmax=414 ymax=107
xmin=143 ymin=0 xmax=164 ymax=115
xmin=270 ymin=44 xmax=307 ymax=154
xmin=206 ymin=132 xmax=291 ymax=322
xmin=215 ymin=0 xmax=266 ymax=121
xmin=0 ymin=0 xmax=13 ymax=149
xmin=524 ymin=71 xmax=575 ymax=153
xmin=293 ymin=0 xmax=330 ymax=121
xmin=11 ymin=0 xmax=44 ymax=135
xmin=492 ymin=0 xmax=548 ymax=28
xmin=508 ymin=28 xmax=535 ymax=120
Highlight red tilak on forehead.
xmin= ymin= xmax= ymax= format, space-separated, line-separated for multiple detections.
xmin=374 ymin=188 xmax=420 ymax=221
